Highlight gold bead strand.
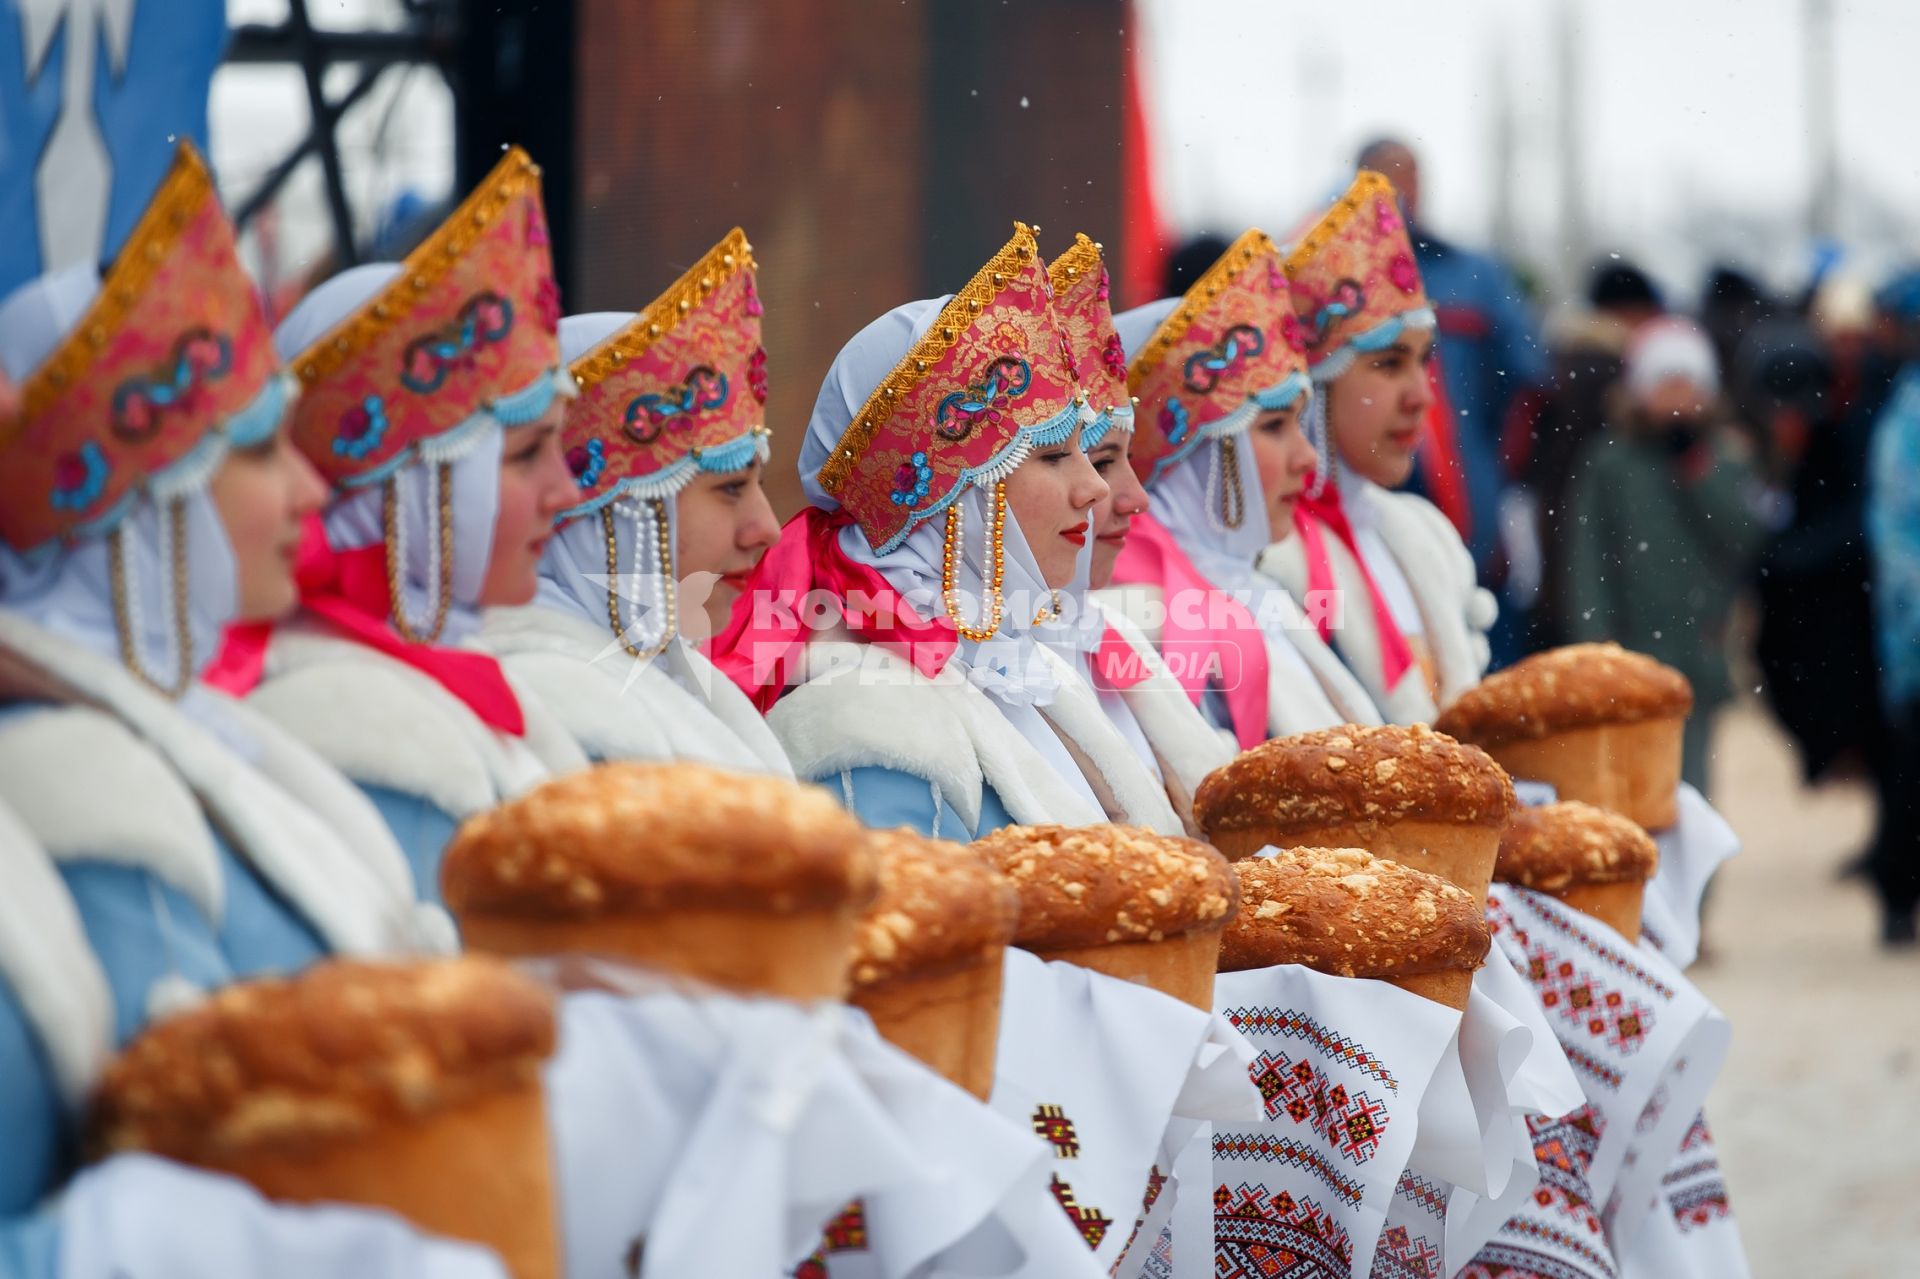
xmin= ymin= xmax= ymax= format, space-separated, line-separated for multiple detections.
xmin=942 ymin=482 xmax=1007 ymax=642
xmin=1219 ymin=437 xmax=1246 ymax=530
xmin=385 ymin=462 xmax=454 ymax=643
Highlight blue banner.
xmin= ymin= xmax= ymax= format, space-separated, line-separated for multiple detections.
xmin=0 ymin=0 xmax=227 ymax=298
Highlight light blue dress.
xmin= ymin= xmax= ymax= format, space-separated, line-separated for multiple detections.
xmin=0 ymin=694 xmax=365 ymax=1276
xmin=360 ymin=783 xmax=463 ymax=909
xmin=1 ymin=860 xmax=230 ymax=1276
xmin=835 ymin=765 xmax=1017 ymax=841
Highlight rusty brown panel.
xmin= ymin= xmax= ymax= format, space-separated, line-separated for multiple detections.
xmin=573 ymin=0 xmax=931 ymax=520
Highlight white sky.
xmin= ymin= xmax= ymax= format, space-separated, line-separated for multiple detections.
xmin=1140 ymin=0 xmax=1920 ymax=300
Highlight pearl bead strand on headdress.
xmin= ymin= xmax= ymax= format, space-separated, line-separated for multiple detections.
xmin=384 ymin=462 xmax=454 ymax=643
xmin=603 ymin=497 xmax=676 ymax=659
xmin=107 ymin=500 xmax=195 ymax=697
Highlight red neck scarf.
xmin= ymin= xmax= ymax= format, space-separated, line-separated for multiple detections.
xmin=206 ymin=515 xmax=527 ymax=736
xmin=707 ymin=506 xmax=958 ymax=713
xmin=1100 ymin=512 xmax=1269 ymax=751
xmin=1416 ymin=351 xmax=1473 ymax=541
xmin=1293 ymin=473 xmax=1415 ymax=689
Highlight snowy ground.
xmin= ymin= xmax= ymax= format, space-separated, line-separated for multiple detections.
xmin=1690 ymin=702 xmax=1920 ymax=1279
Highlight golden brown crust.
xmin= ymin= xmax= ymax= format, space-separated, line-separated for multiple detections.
xmin=851 ymin=828 xmax=1020 ymax=989
xmin=1435 ymin=643 xmax=1694 ymax=747
xmin=970 ymin=823 xmax=1238 ymax=949
xmin=1495 ymin=801 xmax=1660 ymax=892
xmin=1193 ymin=723 xmax=1516 ymax=841
xmin=1218 ymin=847 xmax=1490 ymax=977
xmin=89 ymin=957 xmax=555 ymax=1162
xmin=440 ymin=761 xmax=878 ymax=918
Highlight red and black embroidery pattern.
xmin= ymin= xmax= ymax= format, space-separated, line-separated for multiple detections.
xmin=1223 ymin=1007 xmax=1401 ymax=1093
xmin=1665 ymin=1114 xmax=1733 ymax=1233
xmin=1051 ymin=1173 xmax=1114 ymax=1249
xmin=789 ymin=1200 xmax=867 ymax=1278
xmin=1251 ymin=1050 xmax=1392 ymax=1164
xmin=1214 ymin=1182 xmax=1354 ymax=1279
xmin=1032 ymin=1103 xmax=1081 ymax=1158
xmin=1370 ymin=1224 xmax=1444 ymax=1279
xmin=1212 ymin=1132 xmax=1366 ymax=1207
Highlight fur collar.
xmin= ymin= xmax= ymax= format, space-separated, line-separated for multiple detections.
xmin=481 ymin=605 xmax=791 ymax=776
xmin=1250 ymin=541 xmax=1392 ymax=731
xmin=0 ymin=802 xmax=113 ymax=1107
xmin=1084 ymin=604 xmax=1234 ymax=833
xmin=1257 ymin=528 xmax=1440 ymax=725
xmin=1365 ymin=488 xmax=1494 ymax=709
xmin=251 ymin=624 xmax=587 ymax=819
xmin=0 ymin=610 xmax=447 ymax=958
xmin=767 ymin=627 xmax=1105 ymax=833
xmin=1030 ymin=639 xmax=1184 ymax=834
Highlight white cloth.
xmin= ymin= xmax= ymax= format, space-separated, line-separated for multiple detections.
xmin=797 ymin=297 xmax=1103 ymax=814
xmin=1201 ymin=962 xmax=1460 ymax=1279
xmin=985 ymin=948 xmax=1260 ymax=1277
xmin=541 ymin=966 xmax=1049 ymax=1279
xmin=1358 ymin=941 xmax=1590 ymax=1275
xmin=1642 ymin=785 xmax=1741 ymax=970
xmin=1484 ymin=886 xmax=1731 ymax=1248
xmin=1615 ymin=1114 xmax=1751 ymax=1279
xmin=57 ymin=1154 xmax=511 ymax=1279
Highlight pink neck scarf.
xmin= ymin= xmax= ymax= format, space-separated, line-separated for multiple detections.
xmin=707 ymin=505 xmax=958 ymax=713
xmin=1100 ymin=512 xmax=1269 ymax=750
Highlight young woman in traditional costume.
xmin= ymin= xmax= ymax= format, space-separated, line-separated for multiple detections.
xmin=478 ymin=228 xmax=789 ymax=774
xmin=1045 ymin=233 xmax=1234 ymax=830
xmin=1255 ymin=171 xmax=1497 ymax=724
xmin=1101 ymin=230 xmax=1382 ymax=746
xmin=713 ymin=224 xmax=1180 ymax=838
xmin=212 ymin=148 xmax=588 ymax=901
xmin=0 ymin=145 xmax=470 ymax=1276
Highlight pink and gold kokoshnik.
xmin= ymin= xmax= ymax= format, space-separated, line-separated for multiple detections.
xmin=561 ymin=227 xmax=768 ymax=515
xmin=1048 ymin=233 xmax=1129 ymax=426
xmin=284 ymin=146 xmax=563 ymax=490
xmin=0 ymin=143 xmax=278 ymax=551
xmin=1283 ymin=170 xmax=1433 ymax=373
xmin=817 ymin=222 xmax=1081 ymax=555
xmin=1125 ymin=228 xmax=1304 ymax=486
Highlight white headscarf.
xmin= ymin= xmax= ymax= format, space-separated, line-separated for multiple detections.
xmin=0 ymin=267 xmax=240 ymax=703
xmin=273 ymin=265 xmax=503 ymax=645
xmin=801 ymin=297 xmax=1104 ymax=812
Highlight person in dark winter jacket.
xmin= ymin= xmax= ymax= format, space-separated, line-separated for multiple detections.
xmin=1561 ymin=319 xmax=1770 ymax=797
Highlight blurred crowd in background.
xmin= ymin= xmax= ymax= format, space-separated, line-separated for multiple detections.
xmin=1162 ymin=138 xmax=1920 ymax=947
